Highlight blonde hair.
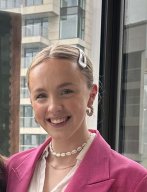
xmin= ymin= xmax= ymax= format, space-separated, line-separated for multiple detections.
xmin=27 ymin=44 xmax=94 ymax=89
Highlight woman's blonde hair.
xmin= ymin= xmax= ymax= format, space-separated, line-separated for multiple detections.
xmin=27 ymin=44 xmax=94 ymax=89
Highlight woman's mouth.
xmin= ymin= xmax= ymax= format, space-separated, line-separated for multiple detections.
xmin=47 ymin=116 xmax=71 ymax=127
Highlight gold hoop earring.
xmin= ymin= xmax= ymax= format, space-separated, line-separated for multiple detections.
xmin=86 ymin=106 xmax=94 ymax=116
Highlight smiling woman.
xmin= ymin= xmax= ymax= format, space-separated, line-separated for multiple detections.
xmin=6 ymin=44 xmax=147 ymax=192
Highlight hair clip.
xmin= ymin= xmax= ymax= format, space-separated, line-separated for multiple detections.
xmin=71 ymin=46 xmax=87 ymax=68
xmin=78 ymin=48 xmax=87 ymax=68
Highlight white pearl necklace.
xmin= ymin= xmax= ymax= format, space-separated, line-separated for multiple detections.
xmin=49 ymin=134 xmax=91 ymax=157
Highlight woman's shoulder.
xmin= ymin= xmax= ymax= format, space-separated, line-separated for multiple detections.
xmin=6 ymin=147 xmax=37 ymax=168
xmin=6 ymin=137 xmax=51 ymax=169
xmin=93 ymin=129 xmax=147 ymax=175
xmin=109 ymin=148 xmax=147 ymax=187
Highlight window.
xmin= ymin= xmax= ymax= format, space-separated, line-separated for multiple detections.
xmin=24 ymin=18 xmax=48 ymax=38
xmin=23 ymin=48 xmax=40 ymax=68
xmin=20 ymin=76 xmax=29 ymax=98
xmin=0 ymin=0 xmax=21 ymax=9
xmin=25 ymin=0 xmax=42 ymax=6
xmin=20 ymin=134 xmax=47 ymax=150
xmin=60 ymin=0 xmax=85 ymax=39
xmin=99 ymin=0 xmax=147 ymax=168
xmin=0 ymin=0 xmax=6 ymax=9
xmin=61 ymin=0 xmax=78 ymax=8
xmin=7 ymin=0 xmax=13 ymax=8
xmin=20 ymin=105 xmax=39 ymax=128
xmin=60 ymin=15 xmax=78 ymax=39
xmin=15 ymin=0 xmax=21 ymax=7
xmin=119 ymin=0 xmax=147 ymax=167
xmin=42 ymin=18 xmax=48 ymax=37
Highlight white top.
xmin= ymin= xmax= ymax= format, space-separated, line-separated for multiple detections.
xmin=29 ymin=133 xmax=96 ymax=192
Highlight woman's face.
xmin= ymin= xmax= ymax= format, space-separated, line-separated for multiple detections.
xmin=29 ymin=58 xmax=97 ymax=141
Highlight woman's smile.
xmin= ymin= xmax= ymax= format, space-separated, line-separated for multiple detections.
xmin=46 ymin=116 xmax=71 ymax=128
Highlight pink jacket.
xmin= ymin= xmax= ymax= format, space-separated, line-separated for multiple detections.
xmin=6 ymin=130 xmax=147 ymax=192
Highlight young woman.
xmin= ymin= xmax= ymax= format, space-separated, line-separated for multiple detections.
xmin=6 ymin=44 xmax=147 ymax=191
xmin=0 ymin=155 xmax=6 ymax=192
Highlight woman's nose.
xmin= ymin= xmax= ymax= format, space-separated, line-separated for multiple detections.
xmin=46 ymin=97 xmax=63 ymax=113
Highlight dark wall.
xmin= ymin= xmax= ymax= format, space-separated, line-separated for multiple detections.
xmin=0 ymin=11 xmax=21 ymax=156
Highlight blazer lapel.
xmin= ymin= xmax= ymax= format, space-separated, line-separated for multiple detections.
xmin=7 ymin=137 xmax=51 ymax=192
xmin=65 ymin=130 xmax=115 ymax=192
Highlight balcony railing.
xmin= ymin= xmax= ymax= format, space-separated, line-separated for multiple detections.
xmin=22 ymin=25 xmax=48 ymax=38
xmin=20 ymin=117 xmax=40 ymax=128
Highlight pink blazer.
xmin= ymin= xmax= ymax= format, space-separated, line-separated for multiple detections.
xmin=6 ymin=130 xmax=147 ymax=192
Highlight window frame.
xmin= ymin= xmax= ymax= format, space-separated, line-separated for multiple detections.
xmin=98 ymin=0 xmax=125 ymax=149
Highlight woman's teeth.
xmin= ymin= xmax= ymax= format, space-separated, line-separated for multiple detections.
xmin=50 ymin=117 xmax=67 ymax=124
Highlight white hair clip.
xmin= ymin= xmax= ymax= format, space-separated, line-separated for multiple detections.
xmin=78 ymin=48 xmax=87 ymax=68
xmin=71 ymin=46 xmax=87 ymax=68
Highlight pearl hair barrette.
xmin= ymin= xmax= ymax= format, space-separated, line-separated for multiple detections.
xmin=49 ymin=133 xmax=92 ymax=157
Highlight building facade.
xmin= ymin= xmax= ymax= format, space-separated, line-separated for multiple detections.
xmin=0 ymin=0 xmax=101 ymax=151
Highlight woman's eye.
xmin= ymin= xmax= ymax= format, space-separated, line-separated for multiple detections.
xmin=36 ymin=93 xmax=47 ymax=99
xmin=61 ymin=89 xmax=73 ymax=95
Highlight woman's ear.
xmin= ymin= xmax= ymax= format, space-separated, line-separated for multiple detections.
xmin=87 ymin=84 xmax=98 ymax=107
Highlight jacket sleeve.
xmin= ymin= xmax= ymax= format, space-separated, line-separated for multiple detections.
xmin=134 ymin=174 xmax=147 ymax=192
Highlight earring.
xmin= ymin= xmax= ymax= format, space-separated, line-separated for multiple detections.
xmin=86 ymin=106 xmax=94 ymax=116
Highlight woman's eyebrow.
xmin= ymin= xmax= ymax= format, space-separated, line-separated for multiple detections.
xmin=32 ymin=88 xmax=45 ymax=93
xmin=57 ymin=82 xmax=75 ymax=88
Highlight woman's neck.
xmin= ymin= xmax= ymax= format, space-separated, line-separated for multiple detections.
xmin=51 ymin=129 xmax=90 ymax=153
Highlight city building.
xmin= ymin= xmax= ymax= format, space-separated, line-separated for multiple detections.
xmin=0 ymin=0 xmax=101 ymax=151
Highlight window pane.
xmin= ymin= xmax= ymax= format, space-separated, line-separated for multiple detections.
xmin=20 ymin=77 xmax=29 ymax=98
xmin=7 ymin=0 xmax=14 ymax=8
xmin=35 ymin=0 xmax=42 ymax=5
xmin=26 ymin=0 xmax=33 ymax=6
xmin=79 ymin=0 xmax=86 ymax=9
xmin=15 ymin=0 xmax=21 ymax=8
xmin=0 ymin=0 xmax=6 ymax=9
xmin=20 ymin=105 xmax=32 ymax=117
xmin=20 ymin=134 xmax=47 ymax=150
xmin=120 ymin=0 xmax=147 ymax=167
xmin=60 ymin=15 xmax=77 ymax=39
xmin=42 ymin=18 xmax=48 ymax=37
xmin=61 ymin=0 xmax=78 ymax=7
xmin=78 ymin=10 xmax=85 ymax=39
xmin=25 ymin=18 xmax=48 ymax=37
xmin=25 ymin=19 xmax=33 ymax=36
xmin=34 ymin=19 xmax=41 ymax=36
xmin=23 ymin=48 xmax=39 ymax=68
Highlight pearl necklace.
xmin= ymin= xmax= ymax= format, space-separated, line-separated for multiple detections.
xmin=49 ymin=134 xmax=91 ymax=157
